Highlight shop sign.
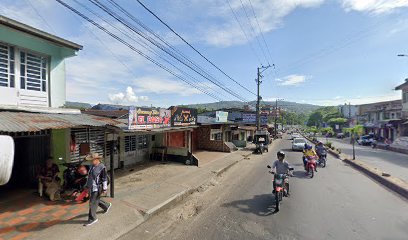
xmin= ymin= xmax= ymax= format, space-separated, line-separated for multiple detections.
xmin=171 ymin=107 xmax=197 ymax=126
xmin=216 ymin=111 xmax=228 ymax=123
xmin=128 ymin=107 xmax=171 ymax=130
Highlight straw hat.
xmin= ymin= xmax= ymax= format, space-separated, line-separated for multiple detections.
xmin=85 ymin=152 xmax=103 ymax=161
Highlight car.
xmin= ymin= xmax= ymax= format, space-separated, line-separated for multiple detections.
xmin=336 ymin=133 xmax=344 ymax=139
xmin=292 ymin=138 xmax=307 ymax=151
xmin=357 ymin=135 xmax=374 ymax=146
xmin=291 ymin=133 xmax=301 ymax=140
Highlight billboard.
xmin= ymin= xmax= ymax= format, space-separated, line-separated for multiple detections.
xmin=242 ymin=113 xmax=268 ymax=125
xmin=170 ymin=107 xmax=197 ymax=126
xmin=128 ymin=107 xmax=171 ymax=130
xmin=216 ymin=111 xmax=228 ymax=123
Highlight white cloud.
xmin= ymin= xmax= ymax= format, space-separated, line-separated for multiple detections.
xmin=276 ymin=74 xmax=310 ymax=86
xmin=195 ymin=0 xmax=325 ymax=47
xmin=108 ymin=86 xmax=149 ymax=104
xmin=342 ymin=0 xmax=408 ymax=13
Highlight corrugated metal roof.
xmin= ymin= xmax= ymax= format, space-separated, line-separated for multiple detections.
xmin=0 ymin=112 xmax=120 ymax=132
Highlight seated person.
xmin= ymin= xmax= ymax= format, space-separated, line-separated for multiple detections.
xmin=303 ymin=145 xmax=318 ymax=169
xmin=38 ymin=158 xmax=60 ymax=200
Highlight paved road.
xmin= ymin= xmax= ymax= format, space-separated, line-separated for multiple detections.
xmin=122 ymin=137 xmax=408 ymax=240
xmin=318 ymin=137 xmax=408 ymax=182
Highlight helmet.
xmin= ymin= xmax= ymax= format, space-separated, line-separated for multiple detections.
xmin=277 ymin=151 xmax=285 ymax=158
xmin=307 ymin=145 xmax=313 ymax=149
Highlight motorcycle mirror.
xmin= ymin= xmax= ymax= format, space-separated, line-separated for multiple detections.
xmin=267 ymin=165 xmax=271 ymax=169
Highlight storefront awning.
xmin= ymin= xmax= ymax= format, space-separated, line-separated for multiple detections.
xmin=0 ymin=111 xmax=120 ymax=132
xmin=123 ymin=125 xmax=198 ymax=134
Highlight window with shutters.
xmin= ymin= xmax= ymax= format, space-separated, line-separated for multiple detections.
xmin=0 ymin=43 xmax=15 ymax=88
xmin=20 ymin=50 xmax=48 ymax=92
xmin=125 ymin=136 xmax=137 ymax=152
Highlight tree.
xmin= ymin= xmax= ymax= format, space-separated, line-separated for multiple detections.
xmin=307 ymin=111 xmax=323 ymax=127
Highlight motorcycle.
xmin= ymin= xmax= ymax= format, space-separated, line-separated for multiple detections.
xmin=305 ymin=156 xmax=317 ymax=178
xmin=267 ymin=165 xmax=294 ymax=212
xmin=254 ymin=143 xmax=268 ymax=154
xmin=318 ymin=151 xmax=327 ymax=168
xmin=62 ymin=161 xmax=89 ymax=200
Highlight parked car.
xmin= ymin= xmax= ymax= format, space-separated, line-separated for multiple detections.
xmin=336 ymin=133 xmax=344 ymax=139
xmin=357 ymin=135 xmax=374 ymax=146
xmin=292 ymin=138 xmax=307 ymax=151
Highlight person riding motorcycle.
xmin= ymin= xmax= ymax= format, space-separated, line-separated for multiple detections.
xmin=271 ymin=151 xmax=293 ymax=195
xmin=303 ymin=144 xmax=318 ymax=171
xmin=315 ymin=142 xmax=326 ymax=159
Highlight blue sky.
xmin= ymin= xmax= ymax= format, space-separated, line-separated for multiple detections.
xmin=1 ymin=0 xmax=408 ymax=107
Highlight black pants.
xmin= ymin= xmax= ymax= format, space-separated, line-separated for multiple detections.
xmin=88 ymin=190 xmax=109 ymax=221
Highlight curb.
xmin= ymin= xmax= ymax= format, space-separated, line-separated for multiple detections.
xmin=342 ymin=158 xmax=408 ymax=200
xmin=302 ymin=133 xmax=408 ymax=200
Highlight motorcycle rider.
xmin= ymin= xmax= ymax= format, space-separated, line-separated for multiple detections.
xmin=271 ymin=151 xmax=293 ymax=195
xmin=303 ymin=144 xmax=318 ymax=171
xmin=315 ymin=141 xmax=326 ymax=164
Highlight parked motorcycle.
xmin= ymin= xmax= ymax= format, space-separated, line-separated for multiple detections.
xmin=305 ymin=156 xmax=317 ymax=178
xmin=267 ymin=165 xmax=294 ymax=212
xmin=62 ymin=161 xmax=89 ymax=200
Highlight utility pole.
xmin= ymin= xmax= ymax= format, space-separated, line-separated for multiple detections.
xmin=274 ymin=98 xmax=284 ymax=135
xmin=256 ymin=65 xmax=271 ymax=131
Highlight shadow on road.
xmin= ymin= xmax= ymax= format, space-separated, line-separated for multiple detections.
xmin=221 ymin=194 xmax=279 ymax=216
xmin=292 ymin=170 xmax=310 ymax=179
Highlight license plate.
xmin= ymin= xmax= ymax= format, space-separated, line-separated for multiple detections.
xmin=275 ymin=179 xmax=283 ymax=184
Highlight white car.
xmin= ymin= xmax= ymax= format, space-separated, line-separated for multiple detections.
xmin=291 ymin=133 xmax=301 ymax=140
xmin=292 ymin=138 xmax=307 ymax=151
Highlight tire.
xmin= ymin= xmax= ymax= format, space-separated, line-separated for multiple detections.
xmin=310 ymin=167 xmax=314 ymax=178
xmin=322 ymin=158 xmax=326 ymax=168
xmin=275 ymin=192 xmax=280 ymax=211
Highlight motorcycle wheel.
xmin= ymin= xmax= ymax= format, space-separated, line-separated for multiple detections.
xmin=275 ymin=192 xmax=280 ymax=211
xmin=322 ymin=159 xmax=326 ymax=168
xmin=310 ymin=167 xmax=314 ymax=178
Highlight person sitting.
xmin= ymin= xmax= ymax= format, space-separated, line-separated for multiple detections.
xmin=303 ymin=145 xmax=318 ymax=171
xmin=38 ymin=158 xmax=61 ymax=201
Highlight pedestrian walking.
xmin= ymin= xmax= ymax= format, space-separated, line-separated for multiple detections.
xmin=83 ymin=153 xmax=111 ymax=226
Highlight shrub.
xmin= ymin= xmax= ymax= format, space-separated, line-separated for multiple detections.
xmin=325 ymin=142 xmax=332 ymax=148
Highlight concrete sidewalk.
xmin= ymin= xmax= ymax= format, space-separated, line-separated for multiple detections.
xmin=27 ymin=149 xmax=252 ymax=240
xmin=317 ymin=137 xmax=408 ymax=183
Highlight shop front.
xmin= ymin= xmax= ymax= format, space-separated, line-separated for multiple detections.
xmin=0 ymin=111 xmax=120 ymax=190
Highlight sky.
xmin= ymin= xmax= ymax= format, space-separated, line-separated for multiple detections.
xmin=1 ymin=0 xmax=408 ymax=107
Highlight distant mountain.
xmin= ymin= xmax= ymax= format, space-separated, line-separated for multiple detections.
xmin=186 ymin=101 xmax=321 ymax=114
xmin=64 ymin=101 xmax=92 ymax=109
xmin=91 ymin=103 xmax=130 ymax=110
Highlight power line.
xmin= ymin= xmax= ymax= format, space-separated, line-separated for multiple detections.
xmin=226 ymin=0 xmax=262 ymax=65
xmin=247 ymin=0 xmax=274 ymax=64
xmin=56 ymin=0 xmax=222 ymax=101
xmin=88 ymin=0 xmax=248 ymax=102
xmin=26 ymin=0 xmax=56 ymax=34
xmin=135 ymin=0 xmax=257 ymax=97
xmin=238 ymin=0 xmax=269 ymax=64
xmin=104 ymin=0 xmax=233 ymax=100
xmin=71 ymin=0 xmax=230 ymax=101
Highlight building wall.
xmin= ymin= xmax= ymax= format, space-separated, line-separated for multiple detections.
xmin=197 ymin=125 xmax=230 ymax=152
xmin=50 ymin=129 xmax=70 ymax=164
xmin=0 ymin=26 xmax=77 ymax=107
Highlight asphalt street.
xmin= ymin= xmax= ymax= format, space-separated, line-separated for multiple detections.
xmin=120 ymin=137 xmax=408 ymax=240
xmin=318 ymin=137 xmax=408 ymax=182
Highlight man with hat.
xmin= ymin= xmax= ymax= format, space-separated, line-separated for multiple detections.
xmin=84 ymin=153 xmax=111 ymax=226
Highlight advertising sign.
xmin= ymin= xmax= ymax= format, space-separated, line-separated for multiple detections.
xmin=171 ymin=107 xmax=197 ymax=126
xmin=242 ymin=113 xmax=268 ymax=125
xmin=216 ymin=111 xmax=228 ymax=123
xmin=128 ymin=107 xmax=171 ymax=130
xmin=242 ymin=113 xmax=256 ymax=123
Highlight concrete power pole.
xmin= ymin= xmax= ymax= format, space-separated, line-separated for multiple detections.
xmin=256 ymin=65 xmax=271 ymax=131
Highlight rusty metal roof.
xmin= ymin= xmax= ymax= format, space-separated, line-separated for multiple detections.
xmin=0 ymin=112 xmax=120 ymax=132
